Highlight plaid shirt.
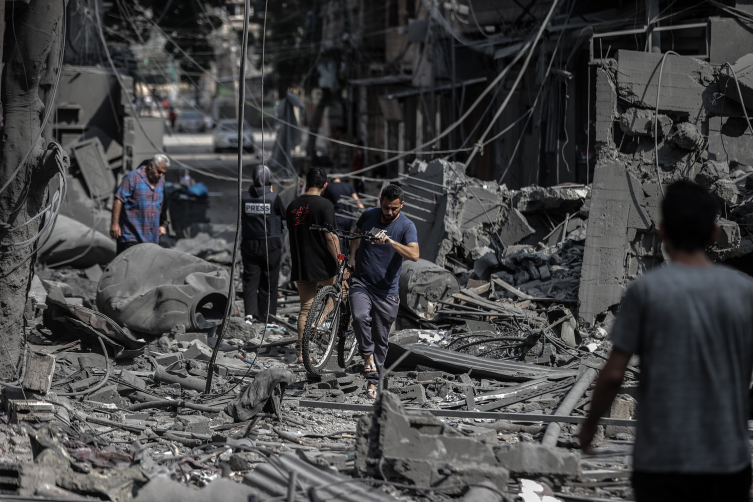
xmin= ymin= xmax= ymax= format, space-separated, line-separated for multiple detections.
xmin=115 ymin=166 xmax=165 ymax=244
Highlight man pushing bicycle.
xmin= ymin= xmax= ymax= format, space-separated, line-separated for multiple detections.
xmin=346 ymin=184 xmax=419 ymax=399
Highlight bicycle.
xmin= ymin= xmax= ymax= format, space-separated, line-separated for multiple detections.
xmin=300 ymin=224 xmax=378 ymax=374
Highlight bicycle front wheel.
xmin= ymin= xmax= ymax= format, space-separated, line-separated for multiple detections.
xmin=302 ymin=286 xmax=341 ymax=374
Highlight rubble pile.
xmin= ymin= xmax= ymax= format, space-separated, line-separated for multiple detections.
xmin=581 ymin=50 xmax=753 ymax=322
xmin=400 ymin=159 xmax=588 ymax=317
xmin=0 ymin=172 xmax=640 ymax=501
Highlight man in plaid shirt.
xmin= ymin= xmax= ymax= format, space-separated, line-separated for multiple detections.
xmin=110 ymin=154 xmax=170 ymax=255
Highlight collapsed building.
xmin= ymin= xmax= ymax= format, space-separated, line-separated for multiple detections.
xmin=579 ymin=49 xmax=753 ymax=323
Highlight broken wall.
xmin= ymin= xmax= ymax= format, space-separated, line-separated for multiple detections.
xmin=579 ymin=50 xmax=753 ymax=323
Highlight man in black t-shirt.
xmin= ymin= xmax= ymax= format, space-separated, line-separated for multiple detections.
xmin=286 ymin=168 xmax=340 ymax=363
xmin=322 ymin=177 xmax=365 ymax=247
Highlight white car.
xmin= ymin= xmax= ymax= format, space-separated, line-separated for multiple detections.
xmin=213 ymin=119 xmax=254 ymax=153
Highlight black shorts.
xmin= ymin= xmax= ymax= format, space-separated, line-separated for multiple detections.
xmin=632 ymin=465 xmax=751 ymax=502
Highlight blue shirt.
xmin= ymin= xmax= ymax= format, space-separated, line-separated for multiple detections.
xmin=115 ymin=166 xmax=165 ymax=244
xmin=353 ymin=208 xmax=417 ymax=297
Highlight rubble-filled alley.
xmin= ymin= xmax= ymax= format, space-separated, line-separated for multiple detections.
xmin=4 ymin=1 xmax=753 ymax=501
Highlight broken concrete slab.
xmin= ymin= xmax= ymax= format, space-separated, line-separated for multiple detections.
xmin=719 ymin=53 xmax=753 ymax=109
xmin=710 ymin=178 xmax=745 ymax=206
xmin=183 ymin=340 xmax=213 ymax=361
xmin=399 ymin=258 xmax=459 ymax=321
xmin=356 ymin=391 xmax=509 ymax=493
xmin=173 ymin=332 xmax=208 ymax=344
xmin=87 ymin=385 xmax=122 ymax=405
xmin=619 ymin=108 xmax=672 ymax=138
xmin=498 ymin=208 xmax=536 ymax=246
xmin=616 ymin=50 xmax=715 ymax=122
xmin=605 ymin=394 xmax=636 ymax=439
xmin=494 ymin=442 xmax=581 ymax=478
xmin=22 ymin=352 xmax=56 ymax=394
xmin=714 ymin=218 xmax=742 ymax=250
xmin=694 ymin=160 xmax=729 ymax=187
xmin=668 ymin=122 xmax=703 ymax=150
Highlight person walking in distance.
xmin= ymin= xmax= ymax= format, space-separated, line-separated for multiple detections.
xmin=347 ymin=184 xmax=419 ymax=399
xmin=286 ymin=168 xmax=340 ymax=363
xmin=110 ymin=154 xmax=169 ymax=255
xmin=579 ymin=180 xmax=753 ymax=502
xmin=241 ymin=165 xmax=287 ymax=325
xmin=322 ymin=176 xmax=365 ymax=248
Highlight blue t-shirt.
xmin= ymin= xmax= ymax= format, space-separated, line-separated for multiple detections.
xmin=353 ymin=208 xmax=418 ymax=297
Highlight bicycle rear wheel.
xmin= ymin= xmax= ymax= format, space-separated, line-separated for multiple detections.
xmin=301 ymin=286 xmax=341 ymax=374
xmin=337 ymin=303 xmax=358 ymax=368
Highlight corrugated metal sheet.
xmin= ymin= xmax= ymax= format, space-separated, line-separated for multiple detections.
xmin=243 ymin=452 xmax=399 ymax=502
xmin=387 ymin=343 xmax=577 ymax=381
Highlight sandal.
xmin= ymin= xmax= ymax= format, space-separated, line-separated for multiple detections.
xmin=366 ymin=384 xmax=378 ymax=400
xmin=363 ymin=355 xmax=377 ymax=374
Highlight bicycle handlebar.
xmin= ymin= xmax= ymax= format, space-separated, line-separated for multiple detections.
xmin=310 ymin=224 xmax=378 ymax=241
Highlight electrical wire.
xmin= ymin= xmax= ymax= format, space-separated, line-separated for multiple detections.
xmin=463 ymin=0 xmax=563 ymax=170
xmin=255 ymin=0 xmax=272 ymax=369
xmin=654 ymin=50 xmax=680 ymax=197
xmin=204 ymin=0 xmax=253 ymax=394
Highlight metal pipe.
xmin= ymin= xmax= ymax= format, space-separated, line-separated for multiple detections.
xmin=541 ymin=367 xmax=598 ymax=447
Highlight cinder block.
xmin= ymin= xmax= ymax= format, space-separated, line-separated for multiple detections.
xmin=174 ymin=332 xmax=208 ymax=344
xmin=184 ymin=340 xmax=213 ymax=361
xmin=87 ymin=385 xmax=121 ymax=405
xmin=398 ymin=384 xmax=426 ymax=404
xmin=22 ymin=352 xmax=56 ymax=394
xmin=494 ymin=442 xmax=581 ymax=477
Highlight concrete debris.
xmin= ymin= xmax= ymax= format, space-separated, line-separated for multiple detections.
xmin=581 ymin=49 xmax=753 ymax=324
xmin=22 ymin=352 xmax=56 ymax=394
xmin=667 ymin=122 xmax=703 ymax=150
xmin=619 ymin=108 xmax=672 ymax=138
xmin=399 ymin=258 xmax=459 ymax=321
xmin=356 ymin=391 xmax=510 ymax=493
xmin=694 ymin=160 xmax=729 ymax=187
xmin=495 ymin=443 xmax=581 ymax=478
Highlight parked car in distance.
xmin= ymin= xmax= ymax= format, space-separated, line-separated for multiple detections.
xmin=213 ymin=119 xmax=254 ymax=152
xmin=175 ymin=109 xmax=210 ymax=133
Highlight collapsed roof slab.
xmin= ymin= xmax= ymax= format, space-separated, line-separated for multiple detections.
xmin=616 ymin=50 xmax=720 ymax=124
xmin=719 ymin=54 xmax=753 ymax=110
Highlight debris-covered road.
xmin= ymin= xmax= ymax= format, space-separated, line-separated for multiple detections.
xmin=0 ymin=164 xmax=643 ymax=502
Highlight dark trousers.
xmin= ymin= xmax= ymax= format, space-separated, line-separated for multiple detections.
xmin=116 ymin=240 xmax=140 ymax=255
xmin=241 ymin=238 xmax=281 ymax=321
xmin=349 ymin=282 xmax=400 ymax=385
xmin=335 ymin=216 xmax=351 ymax=251
xmin=632 ymin=465 xmax=751 ymax=502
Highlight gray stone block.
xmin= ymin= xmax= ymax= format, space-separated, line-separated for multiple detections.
xmin=184 ymin=340 xmax=213 ymax=361
xmin=397 ymin=384 xmax=426 ymax=404
xmin=22 ymin=352 xmax=55 ymax=394
xmin=174 ymin=332 xmax=208 ymax=344
xmin=499 ymin=209 xmax=535 ymax=246
xmin=494 ymin=442 xmax=581 ymax=477
xmin=87 ymin=385 xmax=121 ymax=405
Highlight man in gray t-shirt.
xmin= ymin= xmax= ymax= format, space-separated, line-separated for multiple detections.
xmin=580 ymin=180 xmax=753 ymax=502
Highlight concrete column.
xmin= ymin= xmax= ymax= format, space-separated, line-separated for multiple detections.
xmin=647 ymin=0 xmax=661 ymax=53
